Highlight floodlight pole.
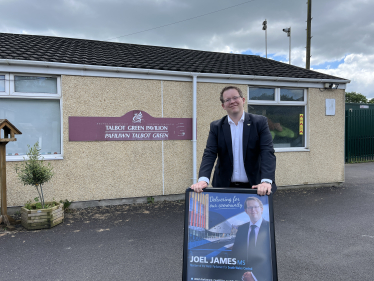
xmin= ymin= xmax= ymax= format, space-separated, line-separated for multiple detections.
xmin=289 ymin=30 xmax=291 ymax=65
xmin=306 ymin=0 xmax=312 ymax=69
xmin=265 ymin=28 xmax=267 ymax=58
xmin=282 ymin=27 xmax=291 ymax=64
xmin=262 ymin=19 xmax=267 ymax=58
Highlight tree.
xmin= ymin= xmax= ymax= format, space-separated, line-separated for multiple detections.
xmin=368 ymin=98 xmax=374 ymax=104
xmin=345 ymin=92 xmax=368 ymax=103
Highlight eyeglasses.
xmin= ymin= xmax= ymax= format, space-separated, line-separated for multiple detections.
xmin=245 ymin=206 xmax=260 ymax=210
xmin=223 ymin=96 xmax=242 ymax=103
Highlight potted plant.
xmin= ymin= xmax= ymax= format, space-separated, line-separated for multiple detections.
xmin=15 ymin=142 xmax=64 ymax=230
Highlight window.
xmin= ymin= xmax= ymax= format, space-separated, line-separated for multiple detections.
xmin=248 ymin=87 xmax=307 ymax=150
xmin=10 ymin=74 xmax=60 ymax=97
xmin=248 ymin=87 xmax=275 ymax=101
xmin=280 ymin=88 xmax=304 ymax=101
xmin=0 ymin=74 xmax=62 ymax=160
xmin=0 ymin=75 xmax=5 ymax=92
xmin=14 ymin=76 xmax=57 ymax=94
xmin=0 ymin=73 xmax=9 ymax=94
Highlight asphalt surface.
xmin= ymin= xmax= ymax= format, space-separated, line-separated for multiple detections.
xmin=1 ymin=163 xmax=373 ymax=281
xmin=273 ymin=162 xmax=374 ymax=281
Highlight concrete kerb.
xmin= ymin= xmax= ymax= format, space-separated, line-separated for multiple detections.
xmin=6 ymin=193 xmax=186 ymax=215
xmin=69 ymin=193 xmax=185 ymax=209
xmin=277 ymin=181 xmax=343 ymax=190
xmin=6 ymin=182 xmax=343 ymax=215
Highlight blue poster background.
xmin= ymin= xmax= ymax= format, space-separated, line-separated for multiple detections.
xmin=186 ymin=191 xmax=273 ymax=281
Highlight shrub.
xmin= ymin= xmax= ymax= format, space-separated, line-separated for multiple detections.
xmin=15 ymin=142 xmax=54 ymax=209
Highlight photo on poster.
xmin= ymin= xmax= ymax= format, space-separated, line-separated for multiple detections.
xmin=183 ymin=188 xmax=277 ymax=281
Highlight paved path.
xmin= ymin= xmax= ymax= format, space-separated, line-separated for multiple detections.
xmin=1 ymin=163 xmax=373 ymax=280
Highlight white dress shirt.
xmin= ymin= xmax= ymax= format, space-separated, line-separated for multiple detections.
xmin=228 ymin=113 xmax=249 ymax=182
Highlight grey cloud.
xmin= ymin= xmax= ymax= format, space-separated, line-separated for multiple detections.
xmin=0 ymin=0 xmax=373 ymax=81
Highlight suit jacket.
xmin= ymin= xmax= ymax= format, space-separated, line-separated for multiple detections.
xmin=198 ymin=112 xmax=277 ymax=192
xmin=232 ymin=220 xmax=273 ymax=281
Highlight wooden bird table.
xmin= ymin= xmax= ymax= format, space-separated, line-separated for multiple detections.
xmin=0 ymin=119 xmax=22 ymax=229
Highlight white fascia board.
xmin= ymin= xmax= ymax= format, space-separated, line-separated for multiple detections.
xmin=0 ymin=61 xmax=193 ymax=82
xmin=0 ymin=59 xmax=351 ymax=88
xmin=197 ymin=77 xmax=347 ymax=89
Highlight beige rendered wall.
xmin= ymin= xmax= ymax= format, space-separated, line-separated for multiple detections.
xmin=275 ymin=88 xmax=345 ymax=186
xmin=5 ymin=77 xmax=194 ymax=206
xmin=194 ymin=84 xmax=345 ymax=187
xmin=4 ymin=78 xmax=345 ymax=207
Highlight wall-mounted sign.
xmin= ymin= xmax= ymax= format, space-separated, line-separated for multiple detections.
xmin=69 ymin=110 xmax=192 ymax=141
xmin=326 ymin=99 xmax=336 ymax=116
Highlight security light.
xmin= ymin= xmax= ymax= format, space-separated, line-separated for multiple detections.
xmin=324 ymin=83 xmax=340 ymax=89
xmin=282 ymin=28 xmax=291 ymax=37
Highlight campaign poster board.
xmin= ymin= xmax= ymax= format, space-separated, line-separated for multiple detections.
xmin=183 ymin=188 xmax=278 ymax=281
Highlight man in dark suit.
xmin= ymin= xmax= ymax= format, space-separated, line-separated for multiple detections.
xmin=232 ymin=197 xmax=272 ymax=281
xmin=191 ymin=86 xmax=276 ymax=195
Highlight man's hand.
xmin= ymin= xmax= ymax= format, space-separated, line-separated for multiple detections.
xmin=252 ymin=182 xmax=272 ymax=196
xmin=242 ymin=271 xmax=256 ymax=281
xmin=191 ymin=181 xmax=208 ymax=193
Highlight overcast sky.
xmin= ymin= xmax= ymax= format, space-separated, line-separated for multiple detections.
xmin=1 ymin=0 xmax=373 ymax=99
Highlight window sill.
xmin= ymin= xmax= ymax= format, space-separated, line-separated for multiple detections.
xmin=6 ymin=155 xmax=63 ymax=162
xmin=274 ymin=148 xmax=310 ymax=153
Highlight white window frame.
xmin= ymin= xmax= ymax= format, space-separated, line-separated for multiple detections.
xmin=9 ymin=73 xmax=61 ymax=98
xmin=248 ymin=87 xmax=278 ymax=105
xmin=0 ymin=73 xmax=10 ymax=95
xmin=0 ymin=73 xmax=63 ymax=161
xmin=248 ymin=86 xmax=309 ymax=152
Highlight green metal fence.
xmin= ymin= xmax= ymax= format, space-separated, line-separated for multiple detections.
xmin=345 ymin=109 xmax=374 ymax=162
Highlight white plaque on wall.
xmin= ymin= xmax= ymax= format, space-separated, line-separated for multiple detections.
xmin=326 ymin=99 xmax=335 ymax=116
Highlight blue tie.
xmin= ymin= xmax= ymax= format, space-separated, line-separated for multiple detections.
xmin=248 ymin=225 xmax=257 ymax=249
xmin=247 ymin=225 xmax=257 ymax=263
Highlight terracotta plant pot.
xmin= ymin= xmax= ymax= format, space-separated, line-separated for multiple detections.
xmin=21 ymin=202 xmax=64 ymax=230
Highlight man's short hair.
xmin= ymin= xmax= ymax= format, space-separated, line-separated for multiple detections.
xmin=220 ymin=86 xmax=244 ymax=103
xmin=244 ymin=197 xmax=263 ymax=210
